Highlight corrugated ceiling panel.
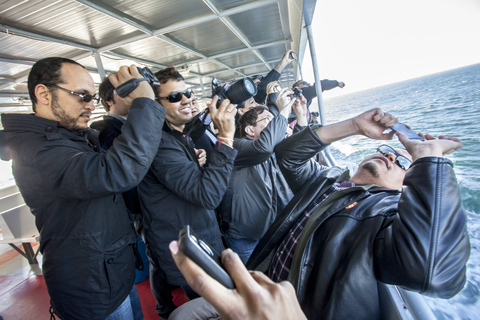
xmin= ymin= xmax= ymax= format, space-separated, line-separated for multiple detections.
xmin=187 ymin=60 xmax=227 ymax=75
xmin=100 ymin=0 xmax=213 ymax=30
xmin=209 ymin=0 xmax=257 ymax=11
xmin=1 ymin=0 xmax=146 ymax=48
xmin=110 ymin=37 xmax=201 ymax=67
xmin=228 ymin=3 xmax=284 ymax=46
xmin=165 ymin=19 xmax=246 ymax=56
xmin=0 ymin=33 xmax=89 ymax=61
xmin=0 ymin=62 xmax=31 ymax=78
xmin=215 ymin=51 xmax=261 ymax=69
xmin=257 ymin=44 xmax=289 ymax=62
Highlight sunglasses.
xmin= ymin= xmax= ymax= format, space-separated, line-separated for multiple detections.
xmin=157 ymin=89 xmax=192 ymax=103
xmin=376 ymin=145 xmax=412 ymax=171
xmin=47 ymin=84 xmax=100 ymax=104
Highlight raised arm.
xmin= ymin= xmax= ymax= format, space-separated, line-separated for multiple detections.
xmin=375 ymin=133 xmax=469 ymax=297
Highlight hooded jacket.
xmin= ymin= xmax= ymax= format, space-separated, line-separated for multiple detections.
xmin=247 ymin=127 xmax=470 ymax=320
xmin=0 ymin=98 xmax=165 ymax=319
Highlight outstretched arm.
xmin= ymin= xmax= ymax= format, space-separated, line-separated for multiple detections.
xmin=170 ymin=241 xmax=307 ymax=320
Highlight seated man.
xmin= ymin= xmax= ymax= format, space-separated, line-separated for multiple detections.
xmin=169 ymin=108 xmax=470 ymax=320
xmin=218 ymin=89 xmax=297 ymax=263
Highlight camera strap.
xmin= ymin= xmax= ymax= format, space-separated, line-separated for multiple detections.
xmin=115 ymin=78 xmax=148 ymax=97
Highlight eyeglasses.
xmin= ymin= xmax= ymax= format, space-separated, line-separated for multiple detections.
xmin=255 ymin=116 xmax=273 ymax=124
xmin=47 ymin=84 xmax=100 ymax=104
xmin=376 ymin=145 xmax=412 ymax=171
xmin=157 ymin=89 xmax=192 ymax=103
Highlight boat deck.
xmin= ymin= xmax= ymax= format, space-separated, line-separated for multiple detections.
xmin=0 ymin=241 xmax=161 ymax=320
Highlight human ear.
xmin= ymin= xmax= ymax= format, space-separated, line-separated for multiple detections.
xmin=245 ymin=125 xmax=255 ymax=138
xmin=35 ymin=84 xmax=52 ymax=106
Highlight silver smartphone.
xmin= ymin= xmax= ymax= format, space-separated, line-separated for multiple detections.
xmin=390 ymin=123 xmax=425 ymax=140
xmin=178 ymin=225 xmax=235 ymax=289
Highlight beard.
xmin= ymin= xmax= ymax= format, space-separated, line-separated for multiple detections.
xmin=51 ymin=95 xmax=83 ymax=131
xmin=362 ymin=162 xmax=380 ymax=178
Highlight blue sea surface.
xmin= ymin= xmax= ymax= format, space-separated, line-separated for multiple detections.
xmin=323 ymin=63 xmax=480 ymax=320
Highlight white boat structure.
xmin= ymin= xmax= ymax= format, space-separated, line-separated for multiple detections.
xmin=0 ymin=0 xmax=436 ymax=319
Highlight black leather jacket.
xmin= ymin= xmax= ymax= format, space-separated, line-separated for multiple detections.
xmin=0 ymin=98 xmax=165 ymax=319
xmin=247 ymin=127 xmax=470 ymax=320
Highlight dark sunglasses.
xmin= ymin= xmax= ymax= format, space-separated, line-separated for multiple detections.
xmin=376 ymin=145 xmax=412 ymax=171
xmin=157 ymin=89 xmax=192 ymax=103
xmin=47 ymin=84 xmax=100 ymax=104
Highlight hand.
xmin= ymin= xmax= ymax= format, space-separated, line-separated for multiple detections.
xmin=195 ymin=148 xmax=207 ymax=167
xmin=316 ymin=108 xmax=398 ymax=144
xmin=293 ymin=94 xmax=308 ymax=126
xmin=208 ymin=96 xmax=236 ymax=147
xmin=276 ymin=88 xmax=295 ymax=119
xmin=352 ymin=108 xmax=398 ymax=140
xmin=266 ymin=81 xmax=281 ymax=95
xmin=397 ymin=132 xmax=462 ymax=161
xmin=338 ymin=81 xmax=345 ymax=88
xmin=108 ymin=65 xmax=155 ymax=104
xmin=169 ymin=241 xmax=307 ymax=320
xmin=282 ymin=49 xmax=296 ymax=63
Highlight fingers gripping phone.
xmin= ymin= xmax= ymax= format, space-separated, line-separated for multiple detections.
xmin=390 ymin=123 xmax=425 ymax=140
xmin=178 ymin=225 xmax=235 ymax=289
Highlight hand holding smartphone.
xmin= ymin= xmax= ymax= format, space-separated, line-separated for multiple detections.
xmin=178 ymin=225 xmax=235 ymax=289
xmin=390 ymin=123 xmax=425 ymax=141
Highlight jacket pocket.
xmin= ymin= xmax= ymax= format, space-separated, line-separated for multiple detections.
xmin=104 ymin=244 xmax=135 ymax=299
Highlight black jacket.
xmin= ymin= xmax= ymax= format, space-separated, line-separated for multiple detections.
xmin=0 ymin=98 xmax=165 ymax=319
xmin=218 ymin=114 xmax=293 ymax=240
xmin=247 ymin=127 xmax=470 ymax=320
xmin=98 ymin=114 xmax=142 ymax=218
xmin=139 ymin=122 xmax=237 ymax=287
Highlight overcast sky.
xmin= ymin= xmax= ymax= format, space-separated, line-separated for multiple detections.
xmin=301 ymin=0 xmax=480 ymax=97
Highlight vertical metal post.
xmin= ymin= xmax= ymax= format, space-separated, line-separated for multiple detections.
xmin=304 ymin=23 xmax=337 ymax=167
xmin=93 ymin=52 xmax=106 ymax=80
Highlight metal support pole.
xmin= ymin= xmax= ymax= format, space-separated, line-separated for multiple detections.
xmin=93 ymin=52 xmax=106 ymax=80
xmin=304 ymin=23 xmax=336 ymax=167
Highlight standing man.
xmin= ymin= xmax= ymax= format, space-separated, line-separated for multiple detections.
xmin=138 ymin=67 xmax=237 ymax=318
xmin=0 ymin=57 xmax=166 ymax=319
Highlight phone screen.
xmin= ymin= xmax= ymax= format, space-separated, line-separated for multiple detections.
xmin=391 ymin=123 xmax=425 ymax=140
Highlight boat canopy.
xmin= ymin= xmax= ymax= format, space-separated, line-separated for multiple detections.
xmin=0 ymin=0 xmax=316 ymax=116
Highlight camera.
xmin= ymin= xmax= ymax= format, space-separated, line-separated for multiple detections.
xmin=137 ymin=67 xmax=160 ymax=86
xmin=288 ymin=87 xmax=302 ymax=99
xmin=211 ymin=77 xmax=258 ymax=106
xmin=289 ymin=52 xmax=297 ymax=60
xmin=311 ymin=112 xmax=319 ymax=117
xmin=115 ymin=66 xmax=160 ymax=98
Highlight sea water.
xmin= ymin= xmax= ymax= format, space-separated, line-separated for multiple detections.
xmin=323 ymin=63 xmax=480 ymax=320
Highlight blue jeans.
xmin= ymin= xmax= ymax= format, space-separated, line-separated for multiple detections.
xmin=105 ymin=285 xmax=143 ymax=320
xmin=223 ymin=235 xmax=259 ymax=264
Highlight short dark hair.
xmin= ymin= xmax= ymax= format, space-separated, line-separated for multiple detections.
xmin=153 ymin=67 xmax=184 ymax=97
xmin=292 ymin=80 xmax=309 ymax=88
xmin=28 ymin=57 xmax=84 ymax=111
xmin=238 ymin=105 xmax=268 ymax=138
xmin=98 ymin=77 xmax=115 ymax=111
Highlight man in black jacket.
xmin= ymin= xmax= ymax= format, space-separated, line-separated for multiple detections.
xmin=138 ymin=66 xmax=237 ymax=319
xmin=168 ymin=107 xmax=469 ymax=320
xmin=0 ymin=58 xmax=166 ymax=319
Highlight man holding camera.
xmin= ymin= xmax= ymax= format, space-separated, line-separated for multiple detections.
xmin=137 ymin=67 xmax=238 ymax=318
xmin=0 ymin=58 xmax=166 ymax=319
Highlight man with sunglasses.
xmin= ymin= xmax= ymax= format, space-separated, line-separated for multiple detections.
xmin=137 ymin=67 xmax=238 ymax=319
xmin=164 ymin=107 xmax=469 ymax=320
xmin=0 ymin=57 xmax=167 ymax=319
xmin=245 ymin=107 xmax=469 ymax=319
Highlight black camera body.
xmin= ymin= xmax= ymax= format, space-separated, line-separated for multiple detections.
xmin=211 ymin=77 xmax=258 ymax=105
xmin=137 ymin=67 xmax=160 ymax=86
xmin=115 ymin=66 xmax=160 ymax=98
xmin=289 ymin=87 xmax=302 ymax=99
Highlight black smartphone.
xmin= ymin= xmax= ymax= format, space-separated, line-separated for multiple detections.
xmin=390 ymin=123 xmax=425 ymax=140
xmin=178 ymin=225 xmax=235 ymax=289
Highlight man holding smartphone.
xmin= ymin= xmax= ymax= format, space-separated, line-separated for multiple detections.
xmin=169 ymin=107 xmax=469 ymax=320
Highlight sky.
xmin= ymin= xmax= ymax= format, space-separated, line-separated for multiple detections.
xmin=301 ymin=0 xmax=480 ymax=98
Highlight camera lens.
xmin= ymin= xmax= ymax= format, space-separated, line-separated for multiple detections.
xmin=226 ymin=77 xmax=258 ymax=104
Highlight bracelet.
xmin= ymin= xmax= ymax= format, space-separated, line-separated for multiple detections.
xmin=217 ymin=137 xmax=234 ymax=142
